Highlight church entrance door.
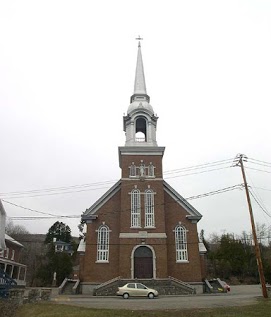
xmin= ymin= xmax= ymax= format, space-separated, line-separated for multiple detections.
xmin=134 ymin=246 xmax=153 ymax=278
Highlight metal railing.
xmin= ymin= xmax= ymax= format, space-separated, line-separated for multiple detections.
xmin=0 ymin=268 xmax=17 ymax=298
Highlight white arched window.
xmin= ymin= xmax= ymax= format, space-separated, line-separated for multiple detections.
xmin=145 ymin=189 xmax=155 ymax=228
xmin=97 ymin=225 xmax=109 ymax=262
xmin=131 ymin=189 xmax=141 ymax=227
xmin=175 ymin=225 xmax=188 ymax=262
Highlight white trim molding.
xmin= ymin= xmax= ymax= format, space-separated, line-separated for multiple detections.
xmin=119 ymin=232 xmax=167 ymax=239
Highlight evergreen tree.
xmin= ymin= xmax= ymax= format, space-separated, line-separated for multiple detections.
xmin=36 ymin=221 xmax=74 ymax=286
xmin=45 ymin=221 xmax=72 ymax=244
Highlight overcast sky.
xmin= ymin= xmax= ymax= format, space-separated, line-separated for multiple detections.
xmin=1 ymin=0 xmax=271 ymax=239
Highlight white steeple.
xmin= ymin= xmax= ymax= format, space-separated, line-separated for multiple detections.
xmin=133 ymin=41 xmax=147 ymax=96
xmin=124 ymin=42 xmax=158 ymax=147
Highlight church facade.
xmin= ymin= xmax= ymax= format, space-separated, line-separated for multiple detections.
xmin=78 ymin=42 xmax=206 ymax=293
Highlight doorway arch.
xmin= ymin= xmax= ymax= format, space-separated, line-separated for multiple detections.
xmin=131 ymin=245 xmax=156 ymax=279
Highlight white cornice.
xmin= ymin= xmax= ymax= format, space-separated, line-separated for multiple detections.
xmin=119 ymin=146 xmax=165 ymax=167
xmin=121 ymin=178 xmax=163 ymax=181
xmin=119 ymin=146 xmax=165 ymax=155
xmin=119 ymin=232 xmax=167 ymax=239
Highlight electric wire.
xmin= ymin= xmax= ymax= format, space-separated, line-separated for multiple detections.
xmin=246 ymin=161 xmax=271 ymax=169
xmin=252 ymin=186 xmax=271 ymax=192
xmin=0 ymin=165 xmax=233 ymax=199
xmin=248 ymin=157 xmax=271 ymax=166
xmin=163 ymin=158 xmax=234 ymax=174
xmin=249 ymin=189 xmax=271 ymax=219
xmin=0 ymin=158 xmax=234 ymax=199
xmin=6 ymin=184 xmax=243 ymax=221
xmin=245 ymin=167 xmax=271 ymax=174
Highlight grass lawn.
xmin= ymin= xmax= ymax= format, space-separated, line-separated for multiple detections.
xmin=15 ymin=299 xmax=271 ymax=317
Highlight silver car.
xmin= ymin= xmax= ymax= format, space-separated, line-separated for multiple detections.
xmin=117 ymin=283 xmax=158 ymax=299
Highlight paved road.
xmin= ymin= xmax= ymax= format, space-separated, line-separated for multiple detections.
xmin=52 ymin=285 xmax=267 ymax=310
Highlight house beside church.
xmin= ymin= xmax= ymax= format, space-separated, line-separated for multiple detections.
xmin=0 ymin=200 xmax=27 ymax=286
xmin=78 ymin=42 xmax=207 ymax=294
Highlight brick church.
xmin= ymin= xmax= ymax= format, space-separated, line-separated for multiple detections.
xmin=78 ymin=42 xmax=206 ymax=294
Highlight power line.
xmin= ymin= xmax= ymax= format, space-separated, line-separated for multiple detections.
xmin=0 ymin=166 xmax=234 ymax=200
xmin=0 ymin=186 xmax=112 ymax=199
xmin=2 ymin=200 xmax=63 ymax=218
xmin=0 ymin=182 xmax=117 ymax=197
xmin=6 ymin=184 xmax=243 ymax=220
xmin=3 ymin=200 xmax=79 ymax=220
xmin=0 ymin=158 xmax=234 ymax=199
xmin=245 ymin=167 xmax=271 ymax=174
xmin=165 ymin=166 xmax=232 ymax=180
xmin=248 ymin=157 xmax=271 ymax=166
xmin=164 ymin=158 xmax=233 ymax=174
xmin=249 ymin=189 xmax=271 ymax=219
xmin=252 ymin=186 xmax=271 ymax=192
xmin=186 ymin=184 xmax=242 ymax=200
xmin=247 ymin=161 xmax=271 ymax=169
xmin=2 ymin=237 xmax=269 ymax=245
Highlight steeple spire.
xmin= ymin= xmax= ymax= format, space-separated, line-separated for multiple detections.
xmin=134 ymin=40 xmax=147 ymax=95
xmin=130 ymin=38 xmax=150 ymax=103
xmin=123 ymin=40 xmax=158 ymax=147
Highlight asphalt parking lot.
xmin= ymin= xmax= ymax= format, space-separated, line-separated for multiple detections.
xmin=53 ymin=285 xmax=266 ymax=310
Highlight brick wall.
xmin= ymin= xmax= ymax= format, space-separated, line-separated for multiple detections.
xmin=164 ymin=191 xmax=203 ymax=282
xmin=120 ymin=154 xmax=163 ymax=179
xmin=82 ymin=191 xmax=121 ymax=283
xmin=81 ymin=153 xmax=203 ymax=284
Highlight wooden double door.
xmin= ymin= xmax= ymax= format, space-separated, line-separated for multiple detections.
xmin=134 ymin=246 xmax=153 ymax=278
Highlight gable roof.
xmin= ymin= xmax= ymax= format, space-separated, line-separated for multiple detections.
xmin=163 ymin=181 xmax=202 ymax=222
xmin=81 ymin=179 xmax=202 ymax=222
xmin=5 ymin=234 xmax=24 ymax=248
xmin=82 ymin=180 xmax=121 ymax=221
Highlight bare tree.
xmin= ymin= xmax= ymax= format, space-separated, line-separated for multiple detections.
xmin=5 ymin=219 xmax=29 ymax=236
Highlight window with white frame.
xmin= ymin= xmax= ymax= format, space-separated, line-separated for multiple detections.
xmin=175 ymin=225 xmax=188 ymax=261
xmin=97 ymin=225 xmax=109 ymax=262
xmin=131 ymin=189 xmax=141 ymax=227
xmin=11 ymin=250 xmax=15 ymax=260
xmin=145 ymin=189 xmax=155 ymax=227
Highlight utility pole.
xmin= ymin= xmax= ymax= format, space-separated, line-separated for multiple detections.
xmin=237 ymin=154 xmax=268 ymax=298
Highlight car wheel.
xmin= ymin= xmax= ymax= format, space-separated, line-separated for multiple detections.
xmin=123 ymin=293 xmax=129 ymax=299
xmin=148 ymin=292 xmax=154 ymax=299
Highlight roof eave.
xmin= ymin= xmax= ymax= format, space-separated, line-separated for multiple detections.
xmin=82 ymin=180 xmax=121 ymax=218
xmin=163 ymin=180 xmax=202 ymax=222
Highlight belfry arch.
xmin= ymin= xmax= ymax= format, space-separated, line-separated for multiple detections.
xmin=135 ymin=117 xmax=147 ymax=142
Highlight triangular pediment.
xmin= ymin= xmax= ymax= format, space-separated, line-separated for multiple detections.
xmin=82 ymin=180 xmax=121 ymax=220
xmin=163 ymin=181 xmax=202 ymax=222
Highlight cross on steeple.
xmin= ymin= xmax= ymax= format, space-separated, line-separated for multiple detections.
xmin=136 ymin=35 xmax=143 ymax=47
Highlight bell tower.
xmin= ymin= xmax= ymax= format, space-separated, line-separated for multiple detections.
xmin=118 ymin=41 xmax=165 ymax=176
xmin=118 ymin=41 xmax=168 ymax=278
xmin=123 ymin=41 xmax=158 ymax=147
xmin=118 ymin=40 xmax=166 ymax=227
